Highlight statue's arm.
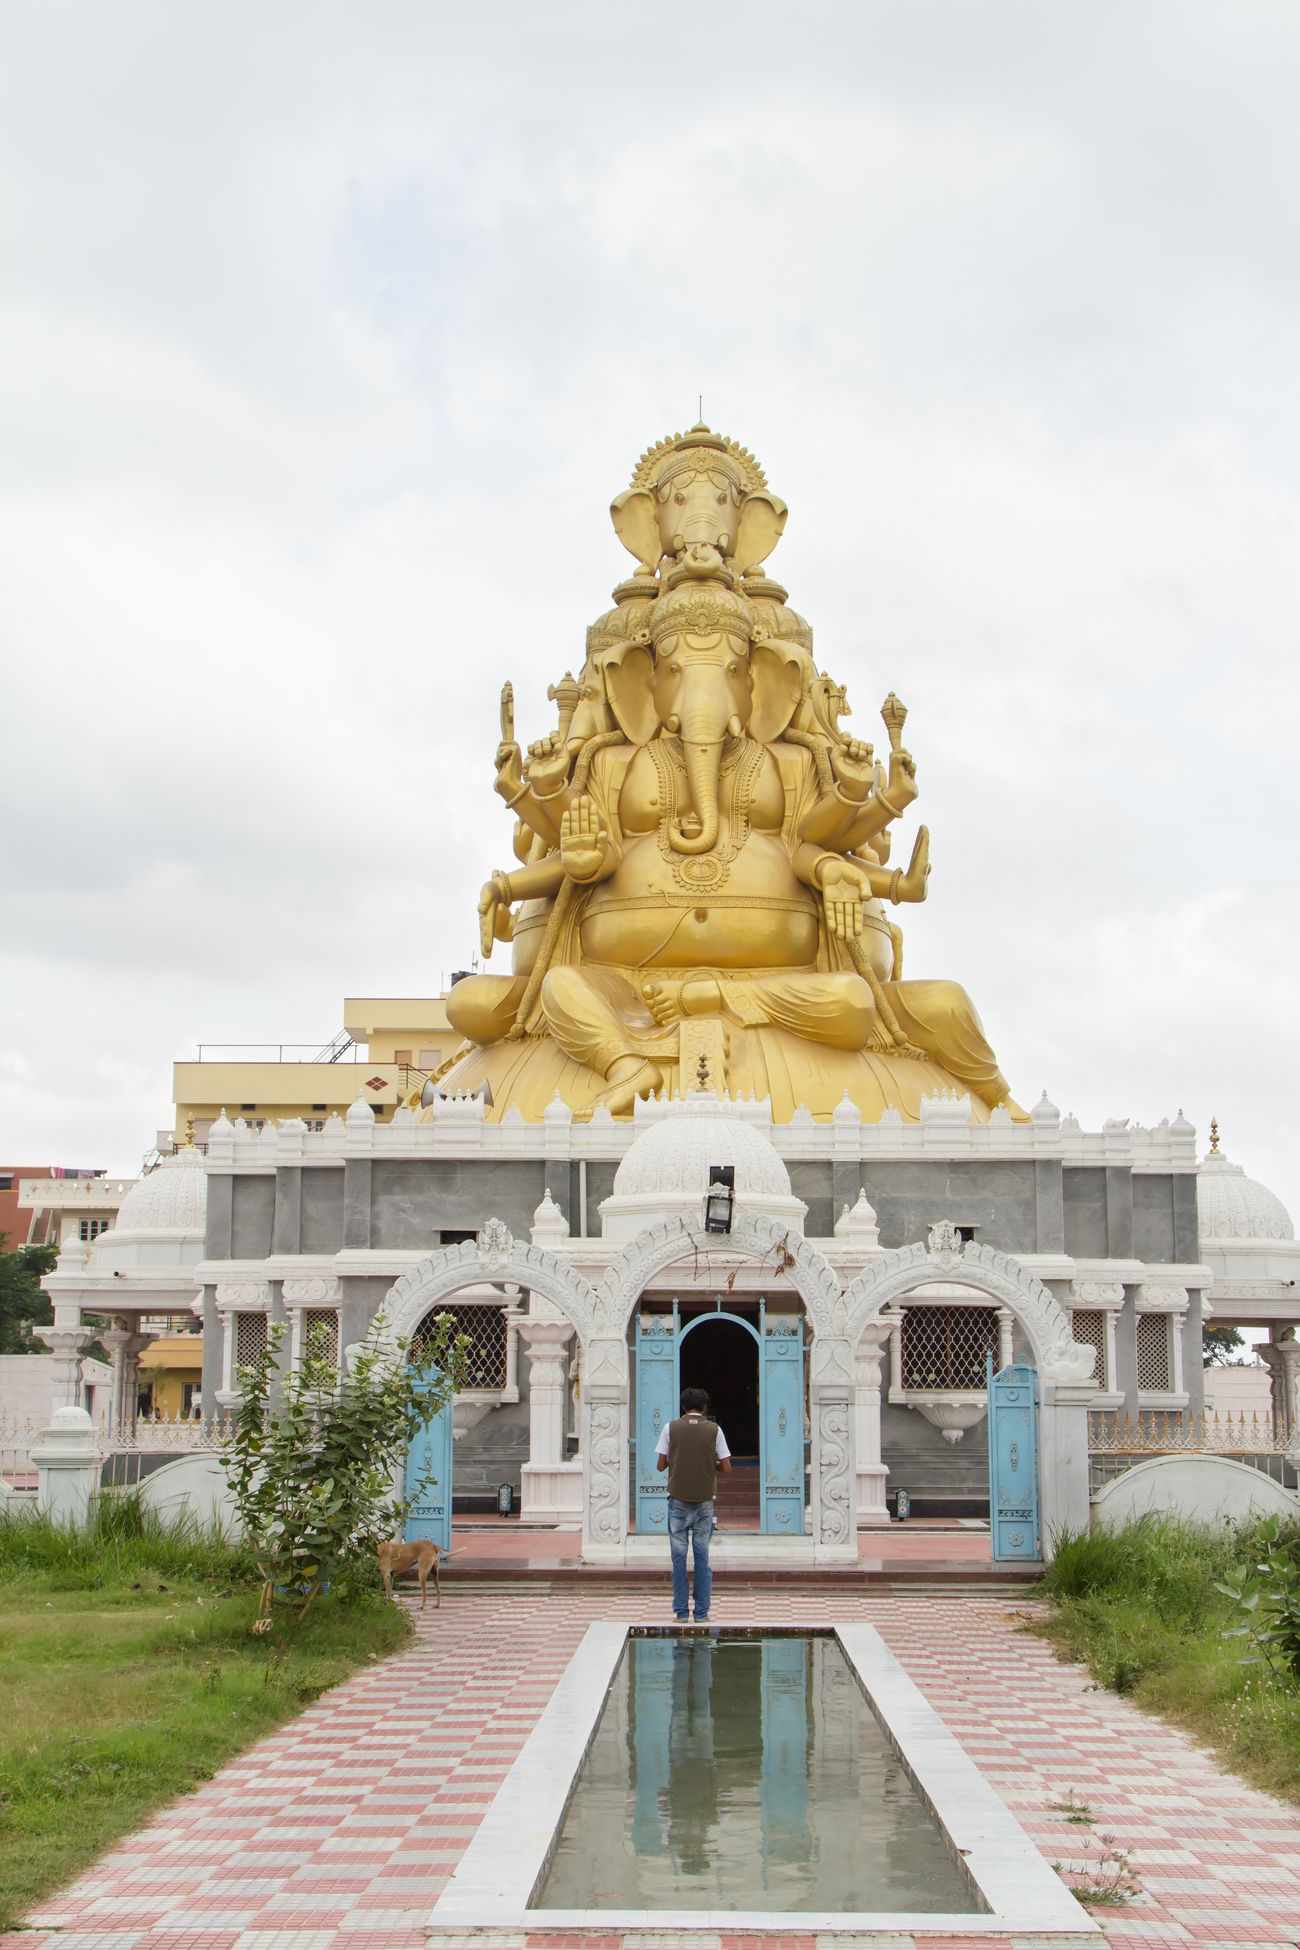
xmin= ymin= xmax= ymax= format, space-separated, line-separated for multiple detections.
xmin=493 ymin=746 xmax=567 ymax=849
xmin=478 ymin=854 xmax=568 ymax=956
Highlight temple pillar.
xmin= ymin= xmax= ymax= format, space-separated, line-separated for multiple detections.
xmin=32 ymin=1406 xmax=100 ymax=1528
xmin=517 ymin=1318 xmax=582 ymax=1527
xmin=1262 ymin=1329 xmax=1300 ymax=1443
xmin=42 ymin=1324 xmax=95 ymax=1412
xmin=810 ymin=1335 xmax=857 ymax=1563
xmin=1038 ymin=1379 xmax=1094 ymax=1554
xmin=99 ymin=1323 xmax=153 ymax=1434
xmin=581 ymin=1335 xmax=629 ymax=1561
xmin=854 ymin=1322 xmax=891 ymax=1527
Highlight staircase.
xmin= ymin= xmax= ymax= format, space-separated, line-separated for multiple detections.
xmin=714 ymin=1456 xmax=760 ymax=1530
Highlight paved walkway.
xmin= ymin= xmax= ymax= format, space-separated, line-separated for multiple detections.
xmin=9 ymin=1582 xmax=1300 ymax=1950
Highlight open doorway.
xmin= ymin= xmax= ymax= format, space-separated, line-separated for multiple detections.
xmin=679 ymin=1316 xmax=759 ymax=1456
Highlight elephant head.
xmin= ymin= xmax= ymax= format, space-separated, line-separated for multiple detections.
xmin=610 ymin=423 xmax=787 ymax=577
xmin=638 ymin=583 xmax=808 ymax=853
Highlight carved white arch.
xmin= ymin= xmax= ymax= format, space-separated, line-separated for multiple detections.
xmin=380 ymin=1222 xmax=598 ymax=1351
xmin=841 ymin=1232 xmax=1095 ymax=1382
xmin=593 ymin=1212 xmax=843 ymax=1338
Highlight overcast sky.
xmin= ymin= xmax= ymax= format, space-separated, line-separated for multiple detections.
xmin=2 ymin=2 xmax=1298 ymax=1209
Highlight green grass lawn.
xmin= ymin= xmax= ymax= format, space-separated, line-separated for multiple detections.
xmin=1033 ymin=1516 xmax=1300 ymax=1806
xmin=0 ymin=1505 xmax=410 ymax=1928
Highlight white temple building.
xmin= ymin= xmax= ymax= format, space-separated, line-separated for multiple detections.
xmin=34 ymin=1085 xmax=1300 ymax=1558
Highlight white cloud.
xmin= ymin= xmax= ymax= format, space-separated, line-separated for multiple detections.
xmin=1 ymin=1 xmax=1298 ymax=1210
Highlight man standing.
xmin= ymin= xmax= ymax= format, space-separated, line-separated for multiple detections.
xmin=655 ymin=1386 xmax=731 ymax=1622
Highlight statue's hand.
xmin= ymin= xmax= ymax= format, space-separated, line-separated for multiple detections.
xmin=525 ymin=731 xmax=573 ymax=797
xmin=494 ymin=739 xmax=524 ymax=801
xmin=829 ymin=736 xmax=875 ymax=797
xmin=560 ymin=795 xmax=610 ymax=883
xmin=884 ymin=746 xmax=919 ymax=810
xmin=478 ymin=874 xmax=515 ymax=958
xmin=818 ymin=857 xmax=872 ymax=942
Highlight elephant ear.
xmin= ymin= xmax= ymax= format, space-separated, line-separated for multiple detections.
xmin=610 ymin=487 xmax=660 ymax=571
xmin=750 ymin=639 xmax=810 ymax=744
xmin=600 ymin=639 xmax=656 ymax=746
xmin=734 ymin=491 xmax=788 ymax=573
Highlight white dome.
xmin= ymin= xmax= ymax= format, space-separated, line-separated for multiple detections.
xmin=614 ymin=1105 xmax=792 ymax=1203
xmin=1198 ymin=1150 xmax=1294 ymax=1244
xmin=96 ymin=1148 xmax=207 ymax=1261
xmin=601 ymin=1092 xmax=805 ymax=1242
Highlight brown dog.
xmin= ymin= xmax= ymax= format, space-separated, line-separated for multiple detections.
xmin=377 ymin=1538 xmax=443 ymax=1609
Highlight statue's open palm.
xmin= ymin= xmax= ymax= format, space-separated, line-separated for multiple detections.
xmin=560 ymin=795 xmax=610 ymax=882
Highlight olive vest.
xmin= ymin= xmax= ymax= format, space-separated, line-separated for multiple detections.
xmin=666 ymin=1415 xmax=720 ymax=1502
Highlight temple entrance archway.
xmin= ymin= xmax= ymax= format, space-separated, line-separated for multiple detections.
xmin=632 ymin=1299 xmax=806 ymax=1539
xmin=680 ymin=1313 xmax=759 ymax=1456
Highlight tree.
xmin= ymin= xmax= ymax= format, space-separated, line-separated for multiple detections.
xmin=1203 ymin=1324 xmax=1247 ymax=1367
xmin=0 ymin=1235 xmax=57 ymax=1355
xmin=220 ymin=1312 xmax=469 ymax=1626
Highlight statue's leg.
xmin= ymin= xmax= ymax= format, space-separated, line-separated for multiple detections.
xmin=445 ymin=974 xmax=529 ymax=1047
xmin=540 ymin=967 xmax=666 ymax=1111
xmin=887 ymin=980 xmax=1019 ymax=1111
xmin=719 ymin=972 xmax=877 ymax=1053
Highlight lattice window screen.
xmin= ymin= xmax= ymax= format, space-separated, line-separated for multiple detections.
xmin=1136 ymin=1313 xmax=1172 ymax=1391
xmin=411 ymin=1304 xmax=508 ymax=1389
xmin=1071 ymin=1310 xmax=1106 ymax=1388
xmin=234 ymin=1311 xmax=268 ymax=1372
xmin=303 ymin=1309 xmax=339 ymax=1366
xmin=900 ymin=1306 xmax=999 ymax=1390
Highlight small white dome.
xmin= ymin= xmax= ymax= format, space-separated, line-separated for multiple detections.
xmin=1198 ymin=1149 xmax=1294 ymax=1244
xmin=613 ymin=1104 xmax=792 ymax=1203
xmin=601 ymin=1092 xmax=805 ymax=1242
xmin=101 ymin=1148 xmax=207 ymax=1248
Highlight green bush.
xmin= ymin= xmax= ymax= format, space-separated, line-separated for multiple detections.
xmin=0 ymin=1492 xmax=256 ymax=1591
xmin=1035 ymin=1513 xmax=1300 ymax=1803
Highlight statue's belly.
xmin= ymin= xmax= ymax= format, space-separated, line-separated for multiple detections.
xmin=579 ymin=833 xmax=820 ymax=970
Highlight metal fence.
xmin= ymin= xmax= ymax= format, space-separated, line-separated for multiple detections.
xmin=0 ymin=1408 xmax=227 ymax=1490
xmin=1088 ymin=1408 xmax=1300 ymax=1492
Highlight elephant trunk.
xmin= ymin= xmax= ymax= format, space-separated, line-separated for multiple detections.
xmin=669 ymin=679 xmax=731 ymax=854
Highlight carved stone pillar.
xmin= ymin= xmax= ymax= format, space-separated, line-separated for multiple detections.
xmin=810 ymin=1335 xmax=857 ymax=1563
xmin=42 ymin=1326 xmax=95 ymax=1412
xmin=99 ymin=1324 xmax=153 ymax=1434
xmin=517 ymin=1318 xmax=582 ymax=1527
xmin=99 ymin=1324 xmax=132 ymax=1433
xmin=1038 ymin=1378 xmax=1095 ymax=1551
xmin=1262 ymin=1330 xmax=1300 ymax=1444
xmin=854 ymin=1321 xmax=891 ymax=1527
xmin=581 ymin=1335 xmax=629 ymax=1561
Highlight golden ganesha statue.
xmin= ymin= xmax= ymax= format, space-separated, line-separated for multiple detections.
xmin=431 ymin=423 xmax=1021 ymax=1123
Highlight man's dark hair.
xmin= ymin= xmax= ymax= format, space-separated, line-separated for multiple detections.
xmin=680 ymin=1387 xmax=710 ymax=1414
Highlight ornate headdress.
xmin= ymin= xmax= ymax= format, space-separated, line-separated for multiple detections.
xmin=650 ymin=577 xmax=753 ymax=646
xmin=630 ymin=422 xmax=767 ymax=497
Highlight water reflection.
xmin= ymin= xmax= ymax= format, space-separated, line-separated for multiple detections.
xmin=539 ymin=1634 xmax=982 ymax=1914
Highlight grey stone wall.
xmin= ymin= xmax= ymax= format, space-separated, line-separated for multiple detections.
xmin=859 ymin=1161 xmax=1039 ymax=1251
xmin=231 ymin=1176 xmax=274 ymax=1260
xmin=369 ymin=1159 xmax=546 ymax=1249
xmin=881 ymin=1403 xmax=989 ymax=1513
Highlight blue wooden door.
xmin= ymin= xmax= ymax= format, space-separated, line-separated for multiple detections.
xmin=760 ymin=1636 xmax=809 ymax=1863
xmin=405 ymin=1378 xmax=453 ymax=1551
xmin=986 ymin=1355 xmax=1041 ymax=1562
xmin=761 ymin=1315 xmax=805 ymax=1535
xmin=635 ymin=1312 xmax=678 ymax=1534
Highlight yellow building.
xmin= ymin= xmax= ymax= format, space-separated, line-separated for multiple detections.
xmin=171 ymin=993 xmax=461 ymax=1145
xmin=136 ymin=1334 xmax=204 ymax=1418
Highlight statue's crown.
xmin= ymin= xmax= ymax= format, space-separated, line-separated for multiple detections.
xmin=650 ymin=577 xmax=753 ymax=646
xmin=631 ymin=422 xmax=767 ymax=496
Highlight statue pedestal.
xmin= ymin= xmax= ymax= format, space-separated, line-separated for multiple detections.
xmin=519 ymin=1460 xmax=583 ymax=1528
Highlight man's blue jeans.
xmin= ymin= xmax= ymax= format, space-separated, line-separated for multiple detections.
xmin=668 ymin=1496 xmax=714 ymax=1618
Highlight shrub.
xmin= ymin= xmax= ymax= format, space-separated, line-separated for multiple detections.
xmin=221 ymin=1311 xmax=468 ymax=1625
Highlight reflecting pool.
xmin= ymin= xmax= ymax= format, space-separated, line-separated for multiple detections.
xmin=537 ymin=1631 xmax=984 ymax=1913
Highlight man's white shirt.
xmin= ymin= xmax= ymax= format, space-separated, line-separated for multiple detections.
xmin=656 ymin=1416 xmax=732 ymax=1461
